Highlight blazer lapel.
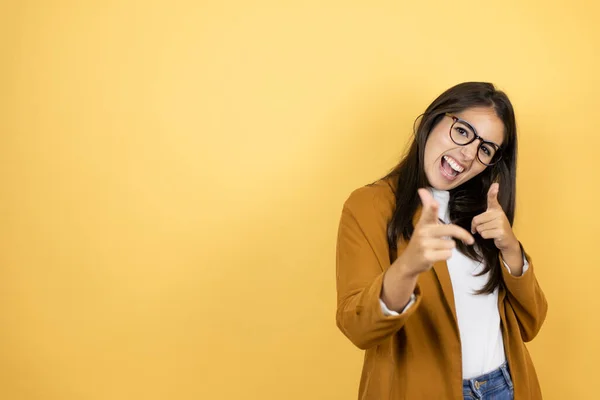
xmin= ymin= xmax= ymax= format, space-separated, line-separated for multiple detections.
xmin=432 ymin=260 xmax=459 ymax=332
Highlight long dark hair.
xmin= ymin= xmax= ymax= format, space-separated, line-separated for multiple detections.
xmin=378 ymin=82 xmax=518 ymax=294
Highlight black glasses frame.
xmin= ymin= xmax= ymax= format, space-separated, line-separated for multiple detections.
xmin=445 ymin=113 xmax=502 ymax=166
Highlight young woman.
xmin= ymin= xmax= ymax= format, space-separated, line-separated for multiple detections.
xmin=335 ymin=82 xmax=547 ymax=399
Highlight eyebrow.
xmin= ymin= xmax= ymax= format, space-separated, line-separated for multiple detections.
xmin=455 ymin=116 xmax=502 ymax=148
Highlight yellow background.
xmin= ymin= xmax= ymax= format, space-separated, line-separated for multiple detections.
xmin=2 ymin=1 xmax=599 ymax=399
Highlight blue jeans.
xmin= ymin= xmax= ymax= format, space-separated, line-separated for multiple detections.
xmin=463 ymin=362 xmax=514 ymax=400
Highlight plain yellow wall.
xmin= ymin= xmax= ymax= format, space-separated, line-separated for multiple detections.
xmin=2 ymin=1 xmax=599 ymax=399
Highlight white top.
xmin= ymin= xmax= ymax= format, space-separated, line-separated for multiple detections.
xmin=380 ymin=187 xmax=529 ymax=379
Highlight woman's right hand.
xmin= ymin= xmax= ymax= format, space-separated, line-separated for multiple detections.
xmin=396 ymin=188 xmax=475 ymax=277
xmin=381 ymin=188 xmax=475 ymax=311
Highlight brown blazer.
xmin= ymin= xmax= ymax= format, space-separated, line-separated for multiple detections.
xmin=335 ymin=177 xmax=548 ymax=399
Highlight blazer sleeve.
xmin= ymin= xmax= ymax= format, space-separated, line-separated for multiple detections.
xmin=500 ymin=244 xmax=548 ymax=342
xmin=335 ymin=192 xmax=422 ymax=350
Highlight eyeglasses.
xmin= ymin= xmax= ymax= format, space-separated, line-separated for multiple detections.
xmin=445 ymin=113 xmax=502 ymax=166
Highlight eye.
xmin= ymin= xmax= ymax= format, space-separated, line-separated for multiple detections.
xmin=480 ymin=145 xmax=492 ymax=156
xmin=456 ymin=127 xmax=469 ymax=137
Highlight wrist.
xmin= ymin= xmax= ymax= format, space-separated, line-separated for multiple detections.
xmin=393 ymin=256 xmax=421 ymax=280
xmin=501 ymin=240 xmax=521 ymax=257
xmin=501 ymin=241 xmax=524 ymax=274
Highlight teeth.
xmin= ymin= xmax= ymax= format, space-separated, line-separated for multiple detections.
xmin=443 ymin=156 xmax=464 ymax=173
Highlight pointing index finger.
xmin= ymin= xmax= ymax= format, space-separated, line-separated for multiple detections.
xmin=430 ymin=224 xmax=475 ymax=245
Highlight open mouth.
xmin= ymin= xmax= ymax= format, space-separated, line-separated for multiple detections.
xmin=441 ymin=155 xmax=465 ymax=179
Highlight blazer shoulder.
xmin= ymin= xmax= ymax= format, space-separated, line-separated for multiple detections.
xmin=343 ymin=179 xmax=396 ymax=220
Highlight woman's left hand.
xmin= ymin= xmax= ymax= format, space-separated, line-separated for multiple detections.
xmin=471 ymin=183 xmax=520 ymax=253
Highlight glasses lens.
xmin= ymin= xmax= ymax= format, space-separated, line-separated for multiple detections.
xmin=450 ymin=120 xmax=475 ymax=145
xmin=477 ymin=142 xmax=498 ymax=165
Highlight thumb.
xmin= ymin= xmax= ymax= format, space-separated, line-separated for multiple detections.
xmin=487 ymin=182 xmax=501 ymax=210
xmin=417 ymin=188 xmax=439 ymax=224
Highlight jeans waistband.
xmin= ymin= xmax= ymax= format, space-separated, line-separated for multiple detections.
xmin=462 ymin=362 xmax=513 ymax=394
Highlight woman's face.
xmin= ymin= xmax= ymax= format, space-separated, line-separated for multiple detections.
xmin=424 ymin=107 xmax=505 ymax=191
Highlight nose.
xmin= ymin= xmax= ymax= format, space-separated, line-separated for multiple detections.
xmin=460 ymin=141 xmax=479 ymax=161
